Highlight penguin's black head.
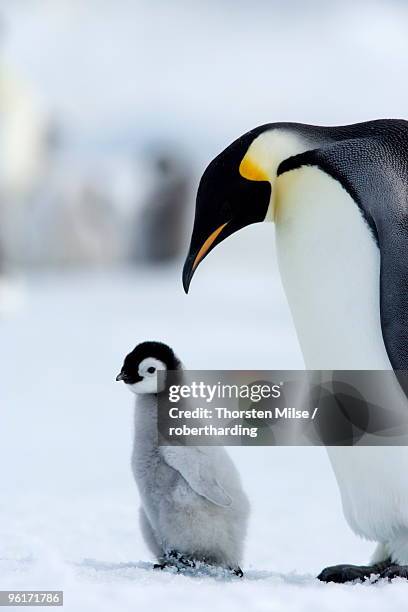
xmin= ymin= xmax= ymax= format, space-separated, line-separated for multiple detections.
xmin=183 ymin=125 xmax=272 ymax=292
xmin=116 ymin=341 xmax=180 ymax=395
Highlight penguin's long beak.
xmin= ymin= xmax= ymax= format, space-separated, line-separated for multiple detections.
xmin=116 ymin=372 xmax=125 ymax=382
xmin=182 ymin=188 xmax=270 ymax=293
xmin=183 ymin=222 xmax=230 ymax=293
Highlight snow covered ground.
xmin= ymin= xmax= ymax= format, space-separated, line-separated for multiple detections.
xmin=2 ymin=227 xmax=408 ymax=611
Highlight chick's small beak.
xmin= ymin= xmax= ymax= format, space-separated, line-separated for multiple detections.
xmin=116 ymin=372 xmax=125 ymax=382
xmin=182 ymin=222 xmax=229 ymax=293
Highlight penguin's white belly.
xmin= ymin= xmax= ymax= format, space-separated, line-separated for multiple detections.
xmin=274 ymin=166 xmax=408 ymax=560
xmin=327 ymin=447 xmax=408 ymax=543
xmin=274 ymin=166 xmax=390 ymax=371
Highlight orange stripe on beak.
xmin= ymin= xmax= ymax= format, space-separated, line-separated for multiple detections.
xmin=192 ymin=222 xmax=229 ymax=271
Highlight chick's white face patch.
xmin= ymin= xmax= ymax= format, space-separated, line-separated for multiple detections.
xmin=127 ymin=357 xmax=167 ymax=395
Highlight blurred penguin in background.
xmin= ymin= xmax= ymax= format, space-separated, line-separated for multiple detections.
xmin=131 ymin=146 xmax=191 ymax=263
xmin=0 ymin=15 xmax=50 ymax=272
xmin=0 ymin=17 xmax=49 ymax=311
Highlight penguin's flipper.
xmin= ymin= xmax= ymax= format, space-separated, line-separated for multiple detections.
xmin=278 ymin=131 xmax=408 ymax=370
xmin=161 ymin=446 xmax=233 ymax=507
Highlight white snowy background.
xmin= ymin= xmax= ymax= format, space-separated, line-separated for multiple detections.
xmin=2 ymin=1 xmax=408 ymax=610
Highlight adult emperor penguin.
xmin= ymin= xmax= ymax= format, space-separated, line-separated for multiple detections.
xmin=183 ymin=119 xmax=408 ymax=582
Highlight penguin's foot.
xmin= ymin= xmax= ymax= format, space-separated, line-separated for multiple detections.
xmin=377 ymin=564 xmax=408 ymax=581
xmin=155 ymin=550 xmax=196 ymax=571
xmin=318 ymin=560 xmax=391 ymax=583
xmin=153 ymin=562 xmax=167 ymax=570
xmin=169 ymin=550 xmax=196 ymax=569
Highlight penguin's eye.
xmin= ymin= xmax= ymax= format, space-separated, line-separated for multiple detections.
xmin=220 ymin=199 xmax=232 ymax=217
xmin=138 ymin=358 xmax=165 ymax=377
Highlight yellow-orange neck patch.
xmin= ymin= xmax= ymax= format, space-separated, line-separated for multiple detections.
xmin=239 ymin=156 xmax=269 ymax=182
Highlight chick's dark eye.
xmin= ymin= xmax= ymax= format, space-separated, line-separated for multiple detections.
xmin=147 ymin=366 xmax=156 ymax=374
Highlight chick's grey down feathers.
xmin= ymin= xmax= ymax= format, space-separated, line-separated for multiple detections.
xmin=131 ymin=387 xmax=249 ymax=570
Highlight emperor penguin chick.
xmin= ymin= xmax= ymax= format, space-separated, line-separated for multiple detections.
xmin=116 ymin=341 xmax=250 ymax=575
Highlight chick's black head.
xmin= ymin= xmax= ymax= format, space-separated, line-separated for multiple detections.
xmin=116 ymin=341 xmax=180 ymax=384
